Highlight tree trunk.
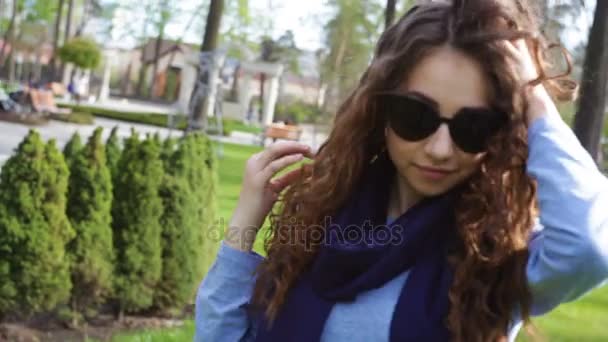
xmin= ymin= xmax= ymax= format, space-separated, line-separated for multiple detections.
xmin=258 ymin=73 xmax=266 ymax=121
xmin=60 ymin=0 xmax=75 ymax=81
xmin=75 ymin=0 xmax=90 ymax=37
xmin=65 ymin=0 xmax=74 ymax=42
xmin=0 ymin=0 xmax=18 ymax=67
xmin=385 ymin=0 xmax=396 ymax=30
xmin=149 ymin=34 xmax=164 ymax=99
xmin=188 ymin=0 xmax=225 ymax=131
xmin=573 ymin=0 xmax=608 ymax=163
xmin=51 ymin=0 xmax=66 ymax=81
xmin=230 ymin=62 xmax=240 ymax=101
xmin=136 ymin=52 xmax=147 ymax=97
xmin=121 ymin=61 xmax=133 ymax=95
xmin=201 ymin=0 xmax=224 ymax=53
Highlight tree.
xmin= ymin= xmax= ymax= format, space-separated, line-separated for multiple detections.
xmin=257 ymin=30 xmax=301 ymax=120
xmin=0 ymin=131 xmax=75 ymax=316
xmin=50 ymin=0 xmax=66 ymax=80
xmin=573 ymin=0 xmax=608 ymax=163
xmin=66 ymin=127 xmax=114 ymax=325
xmin=65 ymin=0 xmax=74 ymax=42
xmin=58 ymin=37 xmax=102 ymax=70
xmin=58 ymin=0 xmax=75 ymax=79
xmin=321 ymin=0 xmax=384 ymax=113
xmin=188 ymin=0 xmax=225 ymax=131
xmin=112 ymin=132 xmax=164 ymax=317
xmin=0 ymin=0 xmax=23 ymax=75
xmin=105 ymin=126 xmax=121 ymax=177
xmin=149 ymin=0 xmax=174 ymax=99
xmin=385 ymin=0 xmax=396 ymax=29
xmin=63 ymin=132 xmax=83 ymax=169
xmin=134 ymin=0 xmax=156 ymax=97
xmin=154 ymin=137 xmax=200 ymax=312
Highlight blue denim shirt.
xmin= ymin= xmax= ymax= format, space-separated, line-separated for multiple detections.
xmin=195 ymin=115 xmax=608 ymax=342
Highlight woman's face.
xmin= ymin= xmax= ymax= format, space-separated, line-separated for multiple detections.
xmin=385 ymin=45 xmax=491 ymax=198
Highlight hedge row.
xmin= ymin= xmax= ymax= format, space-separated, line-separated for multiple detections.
xmin=56 ymin=103 xmax=263 ymax=136
xmin=0 ymin=127 xmax=217 ymax=323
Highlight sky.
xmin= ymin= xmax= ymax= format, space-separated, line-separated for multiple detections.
xmin=107 ymin=0 xmax=595 ymax=52
xmin=109 ymin=0 xmax=329 ymax=51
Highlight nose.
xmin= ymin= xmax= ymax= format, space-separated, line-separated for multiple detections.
xmin=423 ymin=123 xmax=454 ymax=161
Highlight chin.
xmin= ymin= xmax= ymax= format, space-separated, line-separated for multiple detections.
xmin=412 ymin=182 xmax=452 ymax=198
xmin=405 ymin=171 xmax=457 ymax=198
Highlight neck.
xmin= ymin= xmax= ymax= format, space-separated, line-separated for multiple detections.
xmin=388 ymin=173 xmax=423 ymax=218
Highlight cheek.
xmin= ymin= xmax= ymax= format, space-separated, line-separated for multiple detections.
xmin=456 ymin=152 xmax=485 ymax=177
xmin=385 ymin=129 xmax=420 ymax=162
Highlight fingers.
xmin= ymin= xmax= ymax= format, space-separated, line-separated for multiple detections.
xmin=259 ymin=153 xmax=304 ymax=184
xmin=501 ymin=39 xmax=522 ymax=58
xmin=268 ymin=167 xmax=305 ymax=193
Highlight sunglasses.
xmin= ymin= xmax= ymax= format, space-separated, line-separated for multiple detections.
xmin=376 ymin=92 xmax=508 ymax=153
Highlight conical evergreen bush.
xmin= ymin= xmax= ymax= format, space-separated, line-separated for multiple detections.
xmin=0 ymin=131 xmax=74 ymax=316
xmin=66 ymin=127 xmax=114 ymax=321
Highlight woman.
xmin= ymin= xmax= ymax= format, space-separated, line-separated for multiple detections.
xmin=196 ymin=1 xmax=608 ymax=341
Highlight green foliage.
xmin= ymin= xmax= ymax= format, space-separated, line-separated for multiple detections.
xmin=58 ymin=37 xmax=102 ymax=70
xmin=112 ymin=132 xmax=164 ymax=313
xmin=322 ymin=0 xmax=384 ymax=108
xmin=63 ymin=132 xmax=83 ymax=169
xmin=66 ymin=127 xmax=114 ymax=318
xmin=154 ymin=138 xmax=196 ymax=311
xmin=275 ymin=101 xmax=329 ymax=124
xmin=154 ymin=133 xmax=218 ymax=312
xmin=0 ymin=131 xmax=74 ymax=316
xmin=105 ymin=127 xmax=122 ymax=178
xmin=50 ymin=112 xmax=95 ymax=125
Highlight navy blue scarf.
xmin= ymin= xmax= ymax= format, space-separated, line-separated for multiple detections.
xmin=254 ymin=153 xmax=459 ymax=341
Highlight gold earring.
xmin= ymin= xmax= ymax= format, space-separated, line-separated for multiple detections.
xmin=369 ymin=146 xmax=387 ymax=164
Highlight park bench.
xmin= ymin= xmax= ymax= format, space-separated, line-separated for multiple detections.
xmin=261 ymin=123 xmax=302 ymax=145
xmin=29 ymin=89 xmax=72 ymax=115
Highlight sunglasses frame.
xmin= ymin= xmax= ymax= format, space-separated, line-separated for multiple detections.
xmin=375 ymin=91 xmax=509 ymax=153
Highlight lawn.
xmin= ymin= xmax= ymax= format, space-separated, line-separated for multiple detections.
xmin=111 ymin=141 xmax=608 ymax=342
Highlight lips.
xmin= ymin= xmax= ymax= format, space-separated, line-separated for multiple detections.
xmin=414 ymin=164 xmax=455 ymax=180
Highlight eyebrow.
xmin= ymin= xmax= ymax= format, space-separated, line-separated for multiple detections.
xmin=405 ymin=90 xmax=493 ymax=113
xmin=405 ymin=91 xmax=439 ymax=109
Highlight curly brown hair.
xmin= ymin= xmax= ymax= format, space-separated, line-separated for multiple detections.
xmin=252 ymin=1 xmax=576 ymax=341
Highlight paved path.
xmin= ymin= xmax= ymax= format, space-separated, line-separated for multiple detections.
xmin=0 ymin=118 xmax=328 ymax=166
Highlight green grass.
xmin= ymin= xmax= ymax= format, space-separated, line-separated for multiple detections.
xmin=518 ymin=286 xmax=608 ymax=341
xmin=110 ymin=320 xmax=196 ymax=342
xmin=49 ymin=111 xmax=95 ymax=125
xmin=110 ymin=142 xmax=263 ymax=342
xmin=111 ymin=141 xmax=608 ymax=342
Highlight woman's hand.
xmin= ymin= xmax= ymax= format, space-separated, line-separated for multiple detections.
xmin=225 ymin=141 xmax=315 ymax=252
xmin=502 ymin=39 xmax=561 ymax=126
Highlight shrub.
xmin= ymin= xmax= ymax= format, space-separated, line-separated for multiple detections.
xmin=154 ymin=137 xmax=200 ymax=312
xmin=65 ymin=127 xmax=114 ymax=322
xmin=105 ymin=126 xmax=121 ymax=178
xmin=58 ymin=37 xmax=102 ymax=70
xmin=63 ymin=132 xmax=83 ymax=169
xmin=275 ymin=101 xmax=328 ymax=124
xmin=50 ymin=112 xmax=95 ymax=125
xmin=112 ymin=132 xmax=164 ymax=315
xmin=0 ymin=131 xmax=74 ymax=316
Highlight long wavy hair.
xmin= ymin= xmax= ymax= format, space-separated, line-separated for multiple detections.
xmin=252 ymin=1 xmax=576 ymax=341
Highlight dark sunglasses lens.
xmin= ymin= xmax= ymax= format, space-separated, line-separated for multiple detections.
xmin=450 ymin=109 xmax=505 ymax=153
xmin=383 ymin=95 xmax=439 ymax=141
